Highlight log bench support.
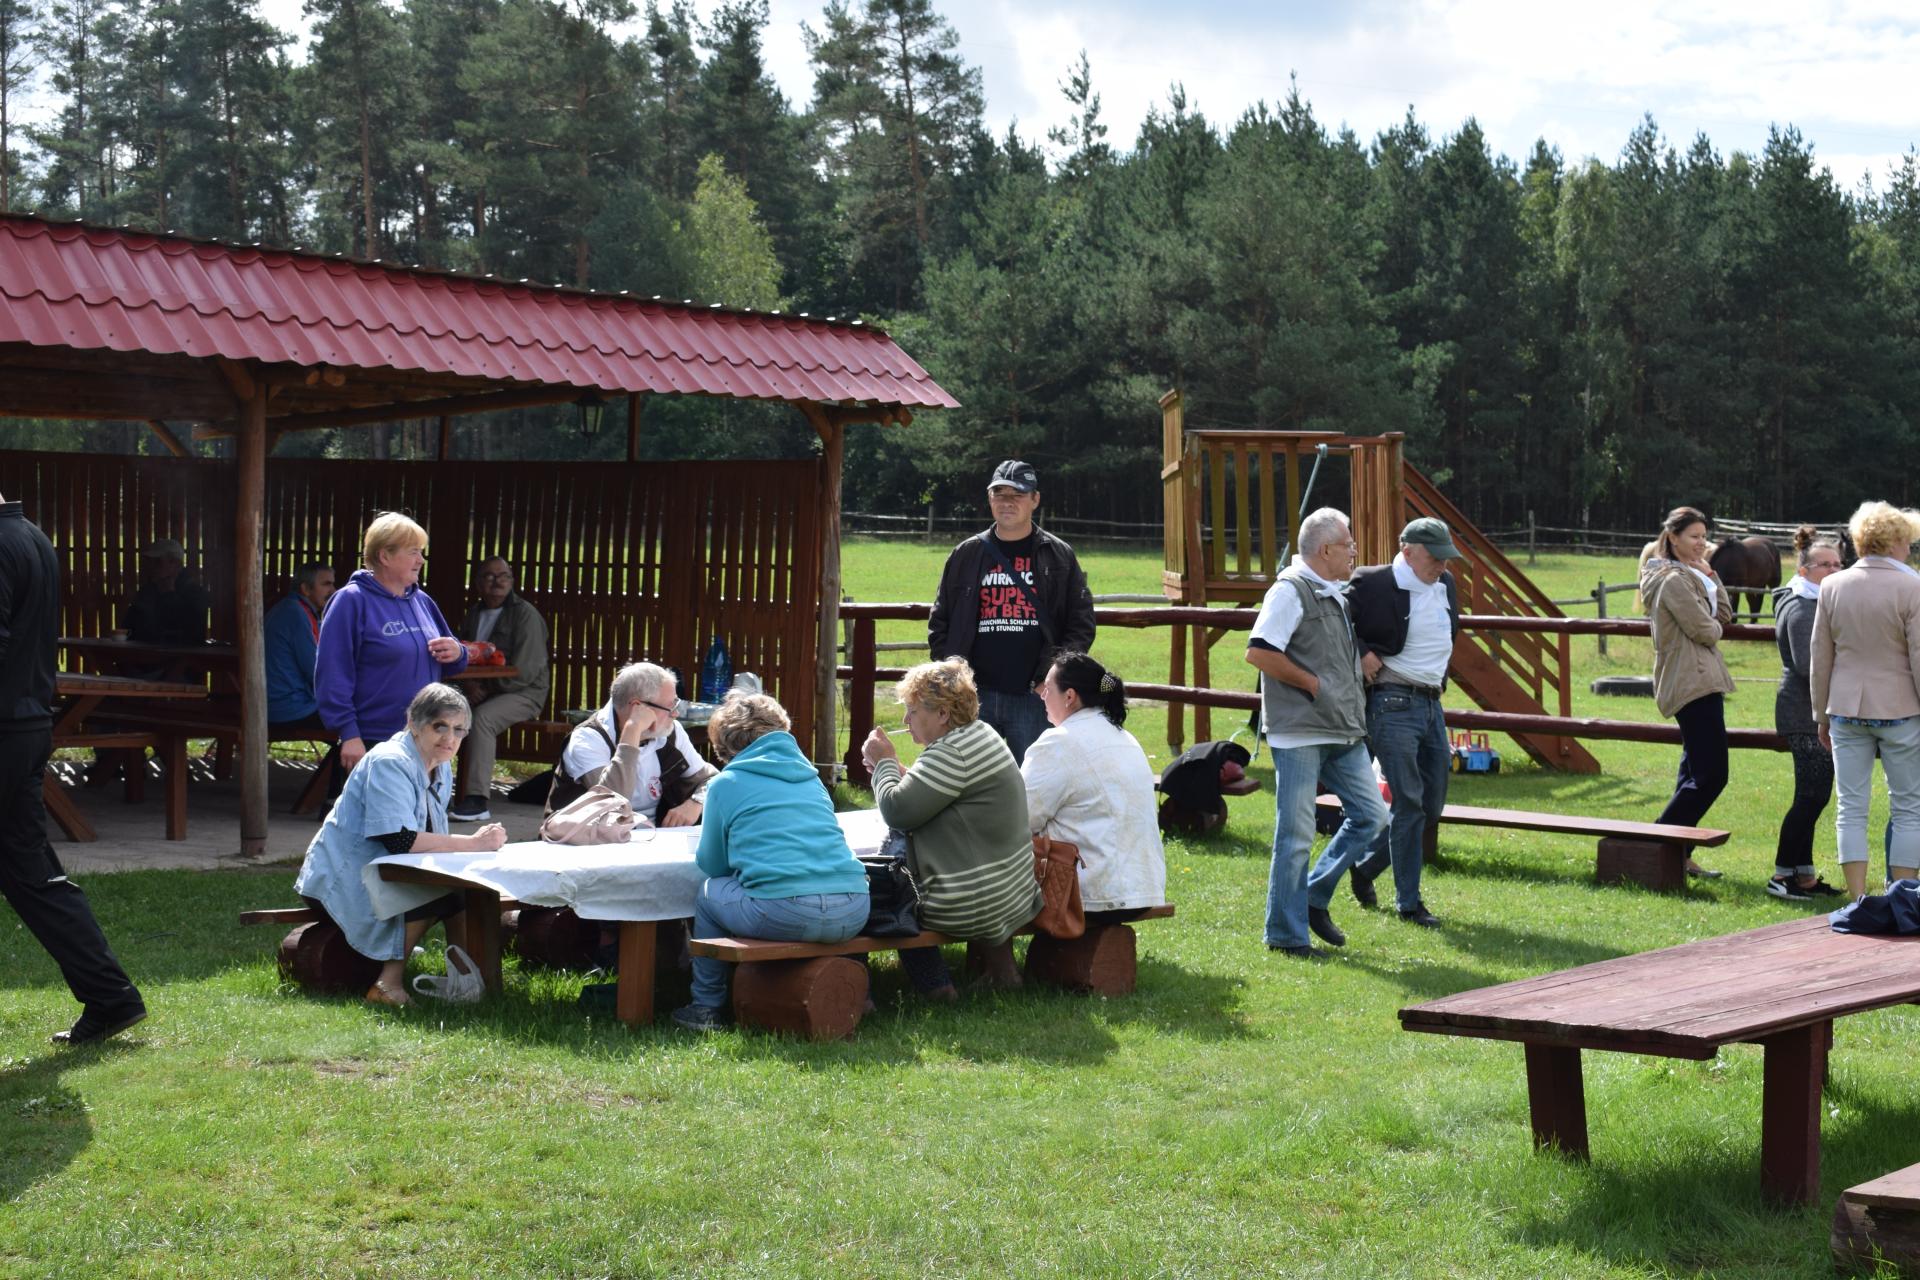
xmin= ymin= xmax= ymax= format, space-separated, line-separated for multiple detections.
xmin=1026 ymin=924 xmax=1139 ymax=996
xmin=1594 ymin=837 xmax=1687 ymax=893
xmin=1832 ymin=1158 xmax=1920 ymax=1275
xmin=733 ymin=957 xmax=870 ymax=1040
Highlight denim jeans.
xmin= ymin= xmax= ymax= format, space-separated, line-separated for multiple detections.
xmin=688 ymin=874 xmax=869 ymax=1009
xmin=1832 ymin=716 xmax=1920 ymax=868
xmin=1352 ymin=686 xmax=1451 ymax=912
xmin=979 ymin=686 xmax=1050 ymax=765
xmin=1265 ymin=738 xmax=1386 ymax=948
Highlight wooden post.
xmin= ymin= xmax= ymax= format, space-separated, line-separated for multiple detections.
xmin=1522 ymin=1043 xmax=1589 ymax=1159
xmin=626 ymin=392 xmax=642 ymax=463
xmin=437 ymin=413 xmax=452 ymax=459
xmin=235 ymin=381 xmax=270 ymax=857
xmin=844 ymin=616 xmax=877 ymax=787
xmin=924 ymin=502 xmax=934 ymax=544
xmin=1527 ymin=509 xmax=1536 ymax=565
xmin=1594 ymin=578 xmax=1608 ymax=657
xmin=1760 ymin=1021 xmax=1829 ymax=1206
xmin=810 ymin=411 xmax=846 ymax=765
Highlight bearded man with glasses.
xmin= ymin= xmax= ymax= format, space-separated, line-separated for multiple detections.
xmin=549 ymin=661 xmax=715 ymax=828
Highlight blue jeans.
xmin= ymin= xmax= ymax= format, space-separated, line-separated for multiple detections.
xmin=1265 ymin=739 xmax=1387 ymax=948
xmin=979 ymin=686 xmax=1049 ymax=765
xmin=1353 ymin=686 xmax=1451 ymax=912
xmin=688 ymin=875 xmax=869 ymax=1009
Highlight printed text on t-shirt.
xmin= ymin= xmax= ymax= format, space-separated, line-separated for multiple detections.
xmin=978 ymin=557 xmax=1039 ymax=633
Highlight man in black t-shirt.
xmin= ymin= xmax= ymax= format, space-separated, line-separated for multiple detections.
xmin=928 ymin=460 xmax=1096 ymax=763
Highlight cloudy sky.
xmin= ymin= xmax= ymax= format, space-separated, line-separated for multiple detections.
xmin=56 ymin=0 xmax=1920 ymax=192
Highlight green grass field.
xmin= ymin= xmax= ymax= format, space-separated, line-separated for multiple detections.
xmin=3 ymin=540 xmax=1907 ymax=1279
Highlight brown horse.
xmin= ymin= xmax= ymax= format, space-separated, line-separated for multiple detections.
xmin=1709 ymin=536 xmax=1783 ymax=618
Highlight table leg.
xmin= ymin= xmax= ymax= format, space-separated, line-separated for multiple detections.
xmin=162 ymin=735 xmax=188 ymax=841
xmin=447 ymin=889 xmax=504 ymax=995
xmin=1524 ymin=1043 xmax=1589 ymax=1158
xmin=42 ymin=776 xmax=97 ymax=842
xmin=1759 ymin=1020 xmax=1829 ymax=1206
xmin=616 ymin=921 xmax=658 ymax=1028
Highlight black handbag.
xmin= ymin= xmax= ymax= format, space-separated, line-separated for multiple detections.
xmin=858 ymin=830 xmax=922 ymax=937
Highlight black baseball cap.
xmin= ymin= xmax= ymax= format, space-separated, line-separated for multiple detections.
xmin=988 ymin=460 xmax=1039 ymax=494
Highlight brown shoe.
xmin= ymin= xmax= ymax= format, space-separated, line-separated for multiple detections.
xmin=364 ymin=982 xmax=411 ymax=1008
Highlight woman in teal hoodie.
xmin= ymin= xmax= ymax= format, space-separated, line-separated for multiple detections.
xmin=673 ymin=693 xmax=869 ymax=1032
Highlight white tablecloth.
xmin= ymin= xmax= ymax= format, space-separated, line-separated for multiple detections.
xmin=366 ymin=808 xmax=890 ymax=923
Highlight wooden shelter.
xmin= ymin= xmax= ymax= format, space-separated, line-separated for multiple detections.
xmin=0 ymin=215 xmax=956 ymax=854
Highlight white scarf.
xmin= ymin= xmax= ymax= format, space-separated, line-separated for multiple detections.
xmin=1288 ymin=555 xmax=1349 ymax=599
xmin=1786 ymin=574 xmax=1820 ymax=602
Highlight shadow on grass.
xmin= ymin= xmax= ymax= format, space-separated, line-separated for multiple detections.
xmin=0 ymin=1042 xmax=138 ymax=1201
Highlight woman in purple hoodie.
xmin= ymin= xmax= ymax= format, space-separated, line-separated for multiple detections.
xmin=315 ymin=512 xmax=467 ymax=774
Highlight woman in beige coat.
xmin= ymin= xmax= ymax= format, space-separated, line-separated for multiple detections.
xmin=1638 ymin=506 xmax=1736 ymax=878
xmin=1809 ymin=501 xmax=1920 ymax=897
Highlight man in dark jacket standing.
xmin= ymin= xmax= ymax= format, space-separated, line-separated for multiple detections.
xmin=928 ymin=460 xmax=1095 ymax=764
xmin=1339 ymin=517 xmax=1462 ymax=928
xmin=0 ymin=492 xmax=148 ymax=1044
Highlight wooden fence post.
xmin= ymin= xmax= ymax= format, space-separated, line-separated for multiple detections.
xmin=844 ymin=616 xmax=877 ymax=788
xmin=1528 ymin=510 xmax=1536 ymax=565
xmin=1594 ymin=578 xmax=1607 ymax=657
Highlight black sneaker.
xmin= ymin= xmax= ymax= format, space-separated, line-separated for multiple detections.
xmin=1766 ymin=876 xmax=1810 ymax=901
xmin=671 ymin=1002 xmax=733 ymax=1032
xmin=1306 ymin=906 xmax=1347 ymax=948
xmin=1350 ymin=867 xmax=1380 ymax=909
xmin=1803 ymin=878 xmax=1845 ymax=898
xmin=1268 ymin=943 xmax=1327 ymax=961
xmin=1398 ymin=903 xmax=1442 ymax=929
xmin=448 ymin=796 xmax=492 ymax=823
xmin=52 ymin=998 xmax=148 ymax=1046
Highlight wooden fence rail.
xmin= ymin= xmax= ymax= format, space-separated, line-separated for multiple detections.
xmin=834 ymin=603 xmax=1783 ymax=784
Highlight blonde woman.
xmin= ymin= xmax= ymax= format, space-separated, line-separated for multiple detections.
xmin=1638 ymin=506 xmax=1735 ymax=878
xmin=1810 ymin=501 xmax=1920 ymax=897
xmin=315 ymin=512 xmax=467 ymax=774
xmin=861 ymin=658 xmax=1040 ymax=998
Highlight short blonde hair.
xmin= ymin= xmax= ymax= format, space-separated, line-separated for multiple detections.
xmin=1849 ymin=501 xmax=1920 ymax=559
xmin=707 ymin=692 xmax=790 ymax=763
xmin=363 ymin=511 xmax=428 ymax=568
xmin=895 ymin=657 xmax=979 ymax=727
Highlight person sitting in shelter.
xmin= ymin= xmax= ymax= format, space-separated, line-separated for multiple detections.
xmin=1022 ymin=651 xmax=1167 ymax=922
xmin=449 ymin=556 xmax=550 ymax=822
xmin=293 ymin=683 xmax=507 ymax=1006
xmin=672 ymin=692 xmax=869 ymax=1032
xmin=125 ymin=537 xmax=211 ymax=646
xmin=315 ymin=512 xmax=467 ymax=776
xmin=551 ymin=661 xmax=714 ymax=827
xmin=265 ymin=561 xmax=335 ymax=731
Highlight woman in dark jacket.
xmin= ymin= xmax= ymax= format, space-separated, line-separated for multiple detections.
xmin=1769 ymin=526 xmax=1846 ymax=899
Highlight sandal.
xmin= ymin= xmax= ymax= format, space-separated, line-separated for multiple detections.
xmin=364 ymin=981 xmax=411 ymax=1007
xmin=1686 ymin=863 xmax=1723 ymax=880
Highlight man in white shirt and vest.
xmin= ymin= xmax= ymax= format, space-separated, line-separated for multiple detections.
xmin=1245 ymin=507 xmax=1386 ymax=957
xmin=1340 ymin=518 xmax=1463 ymax=928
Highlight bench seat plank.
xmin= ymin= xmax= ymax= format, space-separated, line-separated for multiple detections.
xmin=692 ymin=905 xmax=1176 ymax=963
xmin=1314 ymin=795 xmax=1727 ymax=848
xmin=1844 ymin=1164 xmax=1920 ymax=1211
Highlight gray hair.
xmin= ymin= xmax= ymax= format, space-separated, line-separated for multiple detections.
xmin=1298 ymin=507 xmax=1352 ymax=556
xmin=707 ymin=692 xmax=791 ymax=764
xmin=608 ymin=662 xmax=673 ymax=711
xmin=407 ymin=682 xmax=470 ymax=728
xmin=294 ymin=561 xmax=330 ymax=589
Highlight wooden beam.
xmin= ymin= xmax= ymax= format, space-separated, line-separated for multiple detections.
xmin=801 ymin=403 xmax=846 ymax=763
xmin=145 ymin=420 xmax=192 ymax=458
xmin=214 ymin=356 xmax=258 ymax=406
xmin=234 ymin=385 xmax=270 ymax=858
xmin=801 ymin=402 xmax=916 ymax=437
xmin=195 ymin=385 xmax=584 ymax=438
xmin=438 ymin=413 xmax=452 ymax=460
xmin=0 ymin=370 xmax=237 ymax=422
xmin=626 ymin=392 xmax=642 ymax=462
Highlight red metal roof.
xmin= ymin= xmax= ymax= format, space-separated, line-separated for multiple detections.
xmin=0 ymin=215 xmax=957 ymax=410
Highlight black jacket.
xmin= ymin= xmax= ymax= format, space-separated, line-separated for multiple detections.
xmin=928 ymin=525 xmax=1096 ymax=684
xmin=1347 ymin=562 xmax=1460 ymax=665
xmin=0 ymin=500 xmax=59 ymax=729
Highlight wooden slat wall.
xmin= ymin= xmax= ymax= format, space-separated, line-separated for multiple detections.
xmin=0 ymin=450 xmax=825 ymax=755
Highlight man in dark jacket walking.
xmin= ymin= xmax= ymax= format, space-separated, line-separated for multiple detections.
xmin=928 ymin=460 xmax=1095 ymax=763
xmin=1340 ymin=517 xmax=1462 ymax=928
xmin=0 ymin=491 xmax=148 ymax=1044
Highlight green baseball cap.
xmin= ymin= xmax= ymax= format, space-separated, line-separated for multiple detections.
xmin=1400 ymin=517 xmax=1461 ymax=559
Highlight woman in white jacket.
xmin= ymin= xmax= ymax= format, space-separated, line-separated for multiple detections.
xmin=1023 ymin=652 xmax=1168 ymax=918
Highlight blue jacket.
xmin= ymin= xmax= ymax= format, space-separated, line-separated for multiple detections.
xmin=695 ymin=731 xmax=868 ymax=900
xmin=314 ymin=569 xmax=467 ymax=744
xmin=264 ymin=592 xmax=322 ymax=723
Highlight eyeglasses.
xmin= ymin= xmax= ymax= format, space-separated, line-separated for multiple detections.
xmin=640 ymin=696 xmax=688 ymax=718
xmin=478 ymin=571 xmax=513 ymax=583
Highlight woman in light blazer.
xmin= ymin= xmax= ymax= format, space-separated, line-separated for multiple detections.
xmin=1638 ymin=506 xmax=1736 ymax=878
xmin=1809 ymin=501 xmax=1920 ymax=898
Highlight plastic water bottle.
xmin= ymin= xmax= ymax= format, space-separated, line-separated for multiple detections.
xmin=699 ymin=636 xmax=731 ymax=703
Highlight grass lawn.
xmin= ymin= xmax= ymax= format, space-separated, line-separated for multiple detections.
xmin=5 ymin=540 xmax=1912 ymax=1278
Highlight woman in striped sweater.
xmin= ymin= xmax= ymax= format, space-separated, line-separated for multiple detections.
xmin=862 ymin=658 xmax=1042 ymax=1000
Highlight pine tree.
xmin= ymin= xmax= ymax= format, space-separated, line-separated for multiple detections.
xmin=302 ymin=0 xmax=413 ymax=258
xmin=173 ymin=0 xmax=292 ymax=240
xmin=30 ymin=0 xmax=111 ymax=217
xmin=0 ymin=0 xmax=37 ymax=210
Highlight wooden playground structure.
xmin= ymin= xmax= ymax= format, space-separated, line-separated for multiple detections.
xmin=1156 ymin=388 xmax=1599 ymax=773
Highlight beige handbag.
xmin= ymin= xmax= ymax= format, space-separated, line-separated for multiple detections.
xmin=538 ymin=784 xmax=640 ymax=845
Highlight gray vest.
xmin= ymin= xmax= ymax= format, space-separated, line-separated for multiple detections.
xmin=1260 ymin=571 xmax=1367 ymax=742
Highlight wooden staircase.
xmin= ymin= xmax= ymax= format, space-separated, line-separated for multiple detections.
xmin=1402 ymin=466 xmax=1598 ymax=773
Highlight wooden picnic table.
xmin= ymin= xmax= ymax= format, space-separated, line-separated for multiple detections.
xmin=49 ymin=671 xmax=207 ymax=841
xmin=448 ymin=665 xmax=520 ymax=682
xmin=1399 ymin=915 xmax=1920 ymax=1205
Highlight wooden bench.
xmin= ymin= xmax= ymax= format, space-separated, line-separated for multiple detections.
xmin=690 ymin=905 xmax=1177 ymax=1040
xmin=1401 ymin=916 xmax=1920 ymax=1205
xmin=99 ymin=708 xmax=339 ymax=814
xmin=1834 ymin=1163 xmax=1920 ymax=1275
xmin=241 ymin=899 xmax=520 ymax=996
xmin=1314 ymin=795 xmax=1729 ymax=892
